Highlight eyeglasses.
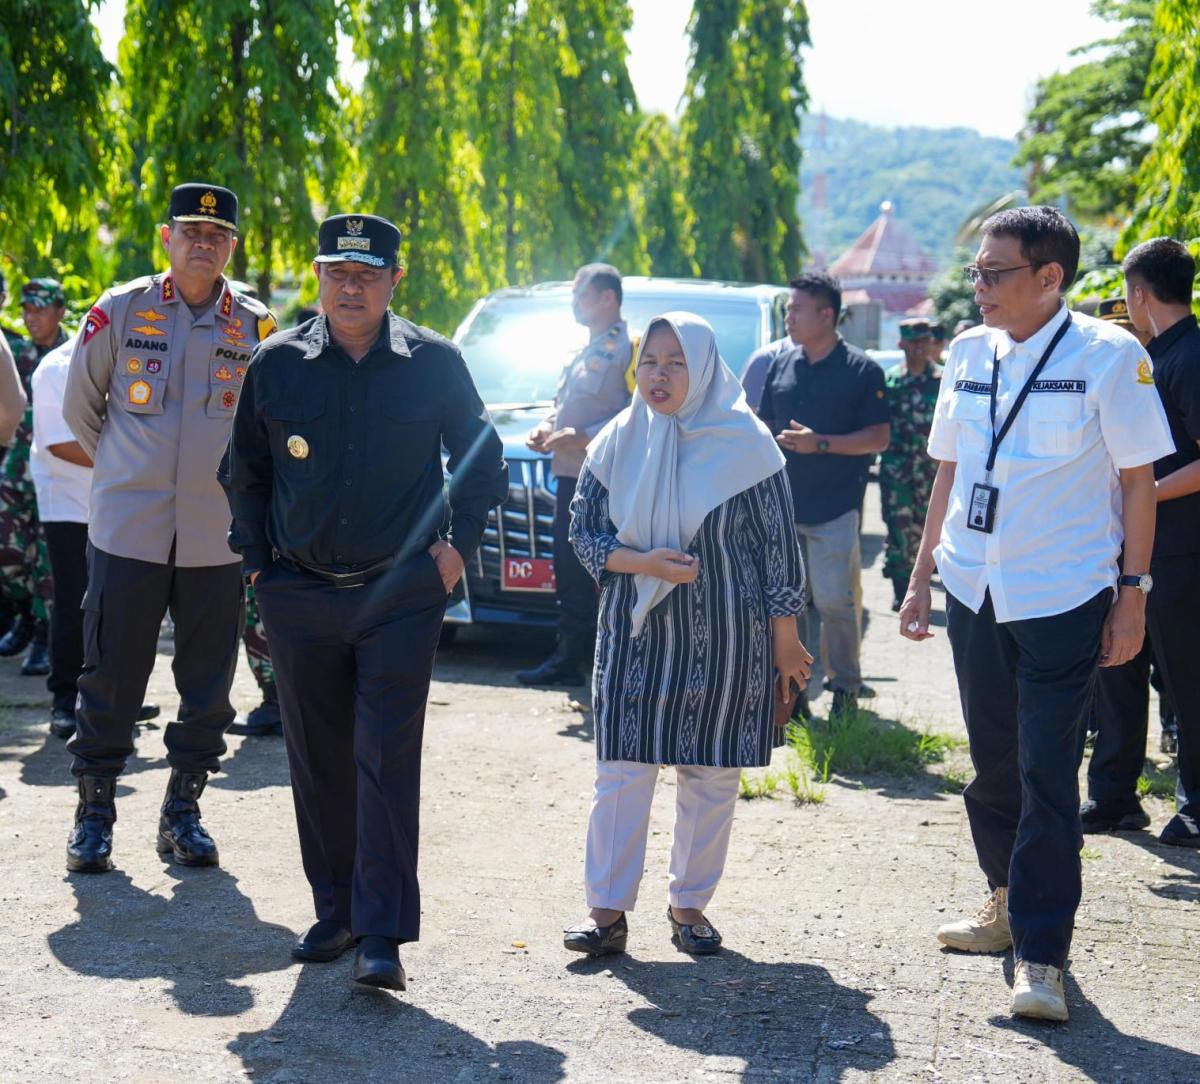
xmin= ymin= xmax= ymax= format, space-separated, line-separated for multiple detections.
xmin=962 ymin=263 xmax=1040 ymax=288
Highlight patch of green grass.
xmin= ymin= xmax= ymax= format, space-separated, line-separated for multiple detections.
xmin=787 ymin=708 xmax=963 ymax=779
xmin=1137 ymin=764 xmax=1177 ymax=799
xmin=739 ymin=767 xmax=782 ymax=800
xmin=940 ymin=766 xmax=974 ymax=794
xmin=1080 ymin=846 xmax=1103 ymax=861
xmin=783 ymin=746 xmax=829 ymax=805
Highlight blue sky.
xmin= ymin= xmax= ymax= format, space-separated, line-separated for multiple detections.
xmin=94 ymin=0 xmax=1113 ymax=140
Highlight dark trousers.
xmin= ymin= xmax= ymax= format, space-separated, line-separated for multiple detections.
xmin=946 ymin=587 xmax=1110 ymax=969
xmin=43 ymin=521 xmax=88 ymax=713
xmin=1088 ymin=634 xmax=1152 ymax=803
xmin=68 ymin=545 xmax=244 ymax=778
xmin=254 ymin=553 xmax=447 ymax=942
xmin=1146 ymin=553 xmax=1200 ymax=812
xmin=553 ymin=475 xmax=598 ymax=662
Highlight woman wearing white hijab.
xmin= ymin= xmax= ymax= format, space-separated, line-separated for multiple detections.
xmin=563 ymin=312 xmax=812 ymax=957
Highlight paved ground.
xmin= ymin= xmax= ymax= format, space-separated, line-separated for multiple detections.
xmin=0 ymin=487 xmax=1197 ymax=1083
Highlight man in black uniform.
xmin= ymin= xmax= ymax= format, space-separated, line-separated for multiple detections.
xmin=220 ymin=214 xmax=507 ymax=990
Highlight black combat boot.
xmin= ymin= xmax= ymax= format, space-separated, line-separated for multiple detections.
xmin=0 ymin=612 xmax=34 ymax=657
xmin=21 ymin=622 xmax=50 ymax=676
xmin=66 ymin=775 xmax=116 ymax=873
xmin=157 ymin=769 xmax=220 ymax=867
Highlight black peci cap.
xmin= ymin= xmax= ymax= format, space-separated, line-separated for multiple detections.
xmin=314 ymin=214 xmax=401 ymax=269
xmin=169 ymin=183 xmax=238 ymax=231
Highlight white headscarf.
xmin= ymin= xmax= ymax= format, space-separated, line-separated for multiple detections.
xmin=584 ymin=311 xmax=786 ymax=636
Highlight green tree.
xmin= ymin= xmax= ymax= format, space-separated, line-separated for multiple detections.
xmin=632 ymin=114 xmax=698 ymax=277
xmin=680 ymin=0 xmax=809 ymax=282
xmin=1014 ymin=0 xmax=1154 ymax=222
xmin=115 ymin=0 xmax=347 ymax=300
xmin=0 ymin=0 xmax=115 ymax=290
xmin=1125 ymin=0 xmax=1200 ymax=246
xmin=927 ymin=251 xmax=978 ymax=333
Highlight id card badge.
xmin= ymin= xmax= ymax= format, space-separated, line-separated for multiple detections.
xmin=967 ymin=482 xmax=998 ymax=534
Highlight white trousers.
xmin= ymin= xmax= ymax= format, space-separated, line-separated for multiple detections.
xmin=584 ymin=759 xmax=742 ymax=912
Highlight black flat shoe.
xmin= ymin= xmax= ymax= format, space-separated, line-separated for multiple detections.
xmin=563 ymin=913 xmax=628 ymax=956
xmin=292 ymin=919 xmax=354 ymax=962
xmin=667 ymin=907 xmax=722 ymax=955
xmin=353 ymin=935 xmax=406 ymax=990
xmin=49 ymin=708 xmax=76 ymax=739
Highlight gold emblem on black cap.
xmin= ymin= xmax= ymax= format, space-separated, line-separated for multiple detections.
xmin=200 ymin=191 xmax=218 ymax=214
xmin=346 ymin=218 xmax=364 ymax=236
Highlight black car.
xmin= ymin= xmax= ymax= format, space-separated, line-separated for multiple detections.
xmin=444 ymin=277 xmax=789 ymax=633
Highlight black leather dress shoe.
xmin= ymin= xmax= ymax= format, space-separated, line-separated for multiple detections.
xmin=563 ymin=913 xmax=628 ymax=956
xmin=353 ymin=935 xmax=406 ymax=990
xmin=49 ymin=708 xmax=76 ymax=739
xmin=136 ymin=703 xmax=162 ymax=723
xmin=292 ymin=919 xmax=354 ymax=962
xmin=227 ymin=697 xmax=283 ymax=736
xmin=516 ymin=651 xmax=585 ymax=687
xmin=1080 ymin=797 xmax=1150 ymax=834
xmin=667 ymin=907 xmax=722 ymax=955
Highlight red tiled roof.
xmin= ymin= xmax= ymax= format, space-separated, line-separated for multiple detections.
xmin=830 ymin=202 xmax=938 ymax=280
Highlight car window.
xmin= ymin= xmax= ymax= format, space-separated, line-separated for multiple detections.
xmin=456 ymin=291 xmax=770 ymax=404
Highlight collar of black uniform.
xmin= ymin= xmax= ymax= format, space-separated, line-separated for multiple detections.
xmin=302 ymin=311 xmax=412 ymax=361
xmin=1147 ymin=313 xmax=1198 ymax=359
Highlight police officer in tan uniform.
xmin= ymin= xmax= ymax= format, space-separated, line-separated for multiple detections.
xmin=62 ymin=183 xmax=277 ymax=874
xmin=519 ymin=264 xmax=632 ymax=686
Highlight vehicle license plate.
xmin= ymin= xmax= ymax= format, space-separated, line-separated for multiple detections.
xmin=502 ymin=557 xmax=556 ymax=592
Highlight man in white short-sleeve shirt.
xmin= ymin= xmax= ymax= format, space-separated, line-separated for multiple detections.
xmin=31 ymin=335 xmax=92 ymax=738
xmin=900 ymin=207 xmax=1172 ymax=1024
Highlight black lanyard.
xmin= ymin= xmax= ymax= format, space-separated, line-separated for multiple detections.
xmin=986 ymin=313 xmax=1072 ymax=474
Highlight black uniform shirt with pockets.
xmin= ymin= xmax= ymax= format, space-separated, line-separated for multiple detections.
xmin=220 ymin=312 xmax=508 ymax=574
xmin=1146 ymin=314 xmax=1200 ymax=557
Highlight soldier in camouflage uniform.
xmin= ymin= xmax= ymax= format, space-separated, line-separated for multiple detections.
xmin=880 ymin=318 xmax=943 ymax=612
xmin=0 ymin=279 xmax=67 ymax=673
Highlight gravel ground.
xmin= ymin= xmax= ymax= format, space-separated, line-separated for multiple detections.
xmin=0 ymin=486 xmax=1197 ymax=1083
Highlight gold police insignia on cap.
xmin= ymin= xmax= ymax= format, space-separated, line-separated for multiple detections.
xmin=347 ymin=218 xmax=364 ymax=236
xmin=287 ymin=435 xmax=310 ymax=459
xmin=200 ymin=191 xmax=218 ymax=213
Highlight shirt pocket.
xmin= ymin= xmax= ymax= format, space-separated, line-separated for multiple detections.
xmin=946 ymin=392 xmax=990 ymax=454
xmin=1026 ymin=395 xmax=1085 ymax=458
xmin=262 ymin=398 xmax=327 ymax=473
xmin=113 ymin=351 xmax=169 ymax=415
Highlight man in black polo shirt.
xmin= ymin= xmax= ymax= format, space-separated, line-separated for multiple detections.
xmin=759 ymin=273 xmax=890 ymax=715
xmin=1083 ymin=238 xmax=1200 ymax=846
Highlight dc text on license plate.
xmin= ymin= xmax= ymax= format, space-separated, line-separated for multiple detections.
xmin=502 ymin=557 xmax=556 ymax=592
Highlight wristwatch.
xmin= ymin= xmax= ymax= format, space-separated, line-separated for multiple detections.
xmin=816 ymin=438 xmax=831 ymax=454
xmin=1118 ymin=573 xmax=1153 ymax=594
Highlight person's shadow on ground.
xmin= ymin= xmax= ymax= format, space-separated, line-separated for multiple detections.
xmin=990 ymin=957 xmax=1200 ymax=1082
xmin=569 ymin=948 xmax=895 ymax=1079
xmin=210 ymin=733 xmax=293 ymax=792
xmin=16 ymin=730 xmax=162 ymax=791
xmin=229 ymin=963 xmax=567 ymax=1082
xmin=48 ymin=865 xmax=294 ymax=1016
xmin=1121 ymin=831 xmax=1200 ymax=905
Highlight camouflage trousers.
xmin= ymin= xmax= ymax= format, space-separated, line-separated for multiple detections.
xmin=243 ymin=584 xmax=274 ymax=693
xmin=879 ymin=462 xmax=936 ymax=586
xmin=0 ymin=472 xmax=52 ymax=623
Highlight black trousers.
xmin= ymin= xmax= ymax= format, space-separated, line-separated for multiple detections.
xmin=1146 ymin=553 xmax=1200 ymax=813
xmin=43 ymin=521 xmax=89 ymax=714
xmin=254 ymin=552 xmax=447 ymax=942
xmin=68 ymin=545 xmax=244 ymax=778
xmin=553 ymin=475 xmax=598 ymax=662
xmin=946 ymin=587 xmax=1110 ymax=969
xmin=1087 ymin=634 xmax=1152 ymax=803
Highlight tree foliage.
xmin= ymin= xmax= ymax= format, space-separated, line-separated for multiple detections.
xmin=1125 ymin=0 xmax=1200 ymax=246
xmin=1014 ymin=1 xmax=1154 ymax=223
xmin=0 ymin=0 xmax=115 ymax=282
xmin=680 ymin=0 xmax=809 ymax=282
xmin=115 ymin=0 xmax=347 ymax=299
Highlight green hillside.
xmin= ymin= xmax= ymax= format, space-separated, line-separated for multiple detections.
xmin=800 ymin=115 xmax=1024 ymax=268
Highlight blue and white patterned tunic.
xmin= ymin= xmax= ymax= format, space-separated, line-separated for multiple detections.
xmin=570 ymin=467 xmax=806 ymax=768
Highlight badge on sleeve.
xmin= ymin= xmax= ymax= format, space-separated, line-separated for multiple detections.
xmin=82 ymin=306 xmax=109 ymax=345
xmin=1136 ymin=358 xmax=1155 ymax=385
xmin=287 ymin=435 xmax=310 ymax=460
xmin=128 ymin=380 xmax=152 ymax=406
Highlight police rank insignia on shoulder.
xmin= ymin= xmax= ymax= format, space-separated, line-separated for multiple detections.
xmin=287 ymin=435 xmax=310 ymax=459
xmin=129 ymin=380 xmax=152 ymax=406
xmin=1136 ymin=357 xmax=1155 ymax=385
